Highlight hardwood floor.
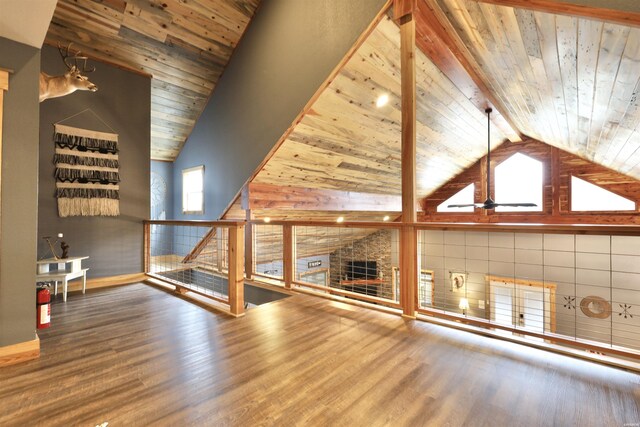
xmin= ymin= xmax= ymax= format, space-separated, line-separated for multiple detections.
xmin=1 ymin=284 xmax=639 ymax=426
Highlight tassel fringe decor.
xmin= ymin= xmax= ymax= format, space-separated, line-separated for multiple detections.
xmin=55 ymin=168 xmax=120 ymax=184
xmin=53 ymin=153 xmax=119 ymax=169
xmin=55 ymin=188 xmax=120 ymax=200
xmin=57 ymin=198 xmax=120 ymax=217
xmin=52 ymin=124 xmax=120 ymax=217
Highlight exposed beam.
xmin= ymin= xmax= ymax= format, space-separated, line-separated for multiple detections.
xmin=474 ymin=0 xmax=640 ymax=27
xmin=397 ymin=2 xmax=417 ymax=318
xmin=242 ymin=182 xmax=402 ymax=212
xmin=413 ymin=0 xmax=522 ymax=142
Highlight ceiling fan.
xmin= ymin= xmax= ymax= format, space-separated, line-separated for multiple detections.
xmin=448 ymin=107 xmax=537 ymax=210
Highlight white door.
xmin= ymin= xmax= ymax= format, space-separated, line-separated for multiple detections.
xmin=491 ymin=281 xmax=550 ymax=333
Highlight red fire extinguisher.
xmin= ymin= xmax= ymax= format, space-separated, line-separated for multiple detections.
xmin=36 ymin=287 xmax=51 ymax=329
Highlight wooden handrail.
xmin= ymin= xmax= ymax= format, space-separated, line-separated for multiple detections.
xmin=144 ymin=219 xmax=245 ymax=227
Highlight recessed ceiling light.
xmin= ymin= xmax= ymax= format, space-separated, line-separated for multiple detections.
xmin=383 ymin=215 xmax=390 ymax=221
xmin=263 ymin=217 xmax=271 ymax=223
xmin=336 ymin=216 xmax=344 ymax=223
xmin=376 ymin=94 xmax=389 ymax=108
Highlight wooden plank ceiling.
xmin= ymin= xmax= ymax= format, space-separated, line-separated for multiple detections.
xmin=436 ymin=0 xmax=640 ymax=178
xmin=237 ymin=1 xmax=640 ymax=221
xmin=253 ymin=14 xmax=505 ymax=200
xmin=45 ymin=0 xmax=260 ymax=161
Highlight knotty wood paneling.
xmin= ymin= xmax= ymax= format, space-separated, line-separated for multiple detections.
xmin=421 ymin=137 xmax=640 ymax=224
xmin=46 ymin=0 xmax=260 ymax=161
xmin=252 ymin=15 xmax=506 ymax=200
xmin=436 ymin=0 xmax=640 ymax=180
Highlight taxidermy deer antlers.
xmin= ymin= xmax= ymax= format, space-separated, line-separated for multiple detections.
xmin=39 ymin=43 xmax=98 ymax=102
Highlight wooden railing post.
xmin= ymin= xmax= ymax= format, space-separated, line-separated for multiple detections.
xmin=400 ymin=225 xmax=417 ymax=317
xmin=228 ymin=225 xmax=245 ymax=316
xmin=143 ymin=221 xmax=150 ymax=273
xmin=283 ymin=224 xmax=295 ymax=289
xmin=245 ymin=210 xmax=254 ymax=279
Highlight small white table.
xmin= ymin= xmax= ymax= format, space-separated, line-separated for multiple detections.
xmin=36 ymin=256 xmax=89 ymax=302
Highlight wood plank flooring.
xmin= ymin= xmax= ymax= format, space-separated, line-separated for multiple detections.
xmin=1 ymin=284 xmax=639 ymax=426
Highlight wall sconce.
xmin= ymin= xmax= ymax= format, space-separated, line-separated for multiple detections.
xmin=459 ymin=298 xmax=469 ymax=315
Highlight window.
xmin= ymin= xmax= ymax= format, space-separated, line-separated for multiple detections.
xmin=182 ymin=165 xmax=204 ymax=214
xmin=495 ymin=153 xmax=543 ymax=212
xmin=571 ymin=176 xmax=635 ymax=211
xmin=437 ymin=183 xmax=475 ymax=212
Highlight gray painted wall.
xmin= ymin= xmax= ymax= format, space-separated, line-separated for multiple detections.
xmin=38 ymin=45 xmax=151 ymax=278
xmin=0 ymin=37 xmax=40 ymax=347
xmin=173 ymin=0 xmax=388 ymax=220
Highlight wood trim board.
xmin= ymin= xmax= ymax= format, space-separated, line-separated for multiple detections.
xmin=0 ymin=336 xmax=39 ymax=367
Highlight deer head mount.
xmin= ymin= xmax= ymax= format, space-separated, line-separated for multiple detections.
xmin=39 ymin=43 xmax=98 ymax=103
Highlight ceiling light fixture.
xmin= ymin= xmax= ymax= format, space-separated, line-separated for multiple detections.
xmin=448 ymin=108 xmax=537 ymax=210
xmin=263 ymin=217 xmax=271 ymax=223
xmin=376 ymin=93 xmax=389 ymax=108
xmin=336 ymin=216 xmax=344 ymax=223
xmin=383 ymin=215 xmax=390 ymax=221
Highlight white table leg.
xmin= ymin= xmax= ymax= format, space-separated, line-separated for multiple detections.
xmin=82 ymin=271 xmax=86 ymax=294
xmin=54 ymin=281 xmax=58 ymax=296
xmin=63 ymin=278 xmax=68 ymax=302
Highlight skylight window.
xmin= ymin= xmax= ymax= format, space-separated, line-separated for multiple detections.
xmin=571 ymin=176 xmax=635 ymax=211
xmin=437 ymin=184 xmax=475 ymax=212
xmin=495 ymin=153 xmax=543 ymax=212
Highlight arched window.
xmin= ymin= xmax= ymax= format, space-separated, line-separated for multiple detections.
xmin=437 ymin=183 xmax=475 ymax=212
xmin=571 ymin=176 xmax=635 ymax=211
xmin=495 ymin=153 xmax=543 ymax=212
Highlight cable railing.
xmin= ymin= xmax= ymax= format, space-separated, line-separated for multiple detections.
xmin=144 ymin=217 xmax=640 ymax=360
xmin=144 ymin=220 xmax=245 ymax=316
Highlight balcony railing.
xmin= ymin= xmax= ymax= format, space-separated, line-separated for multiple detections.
xmin=144 ymin=220 xmax=245 ymax=316
xmin=145 ymin=218 xmax=640 ymax=361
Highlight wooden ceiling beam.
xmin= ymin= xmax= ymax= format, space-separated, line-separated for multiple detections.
xmin=473 ymin=0 xmax=640 ymax=27
xmin=242 ymin=182 xmax=401 ymax=212
xmin=413 ymin=0 xmax=522 ymax=142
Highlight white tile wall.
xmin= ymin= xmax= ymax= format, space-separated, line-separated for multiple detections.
xmin=424 ymin=230 xmax=444 ymax=244
xmin=612 ymin=271 xmax=640 ymax=290
xmin=466 ymin=259 xmax=489 ymax=274
xmin=576 ymin=268 xmax=610 ymax=287
xmin=515 ymin=263 xmax=544 ymax=280
xmin=466 ymin=246 xmax=489 ymax=260
xmin=445 ymin=244 xmax=465 ymax=259
xmin=514 ymin=249 xmax=543 ymax=265
xmin=576 ymin=235 xmax=610 ymax=254
xmin=489 ymin=247 xmax=515 ymax=263
xmin=489 ymin=232 xmax=514 ymax=248
xmin=543 ymin=250 xmax=575 ymax=268
xmin=576 ymin=252 xmax=610 ymax=271
xmin=515 ymin=233 xmax=543 ymax=250
xmin=424 ymin=256 xmax=444 ymax=270
xmin=444 ymin=257 xmax=465 ymax=271
xmin=444 ymin=231 xmax=465 ymax=246
xmin=612 ymin=235 xmax=640 ymax=256
xmin=489 ymin=261 xmax=514 ymax=277
xmin=465 ymin=231 xmax=488 ymax=247
xmin=612 ymin=254 xmax=640 ymax=274
xmin=544 ymin=234 xmax=575 ymax=251
xmin=544 ymin=266 xmax=575 ymax=283
xmin=424 ymin=243 xmax=444 ymax=257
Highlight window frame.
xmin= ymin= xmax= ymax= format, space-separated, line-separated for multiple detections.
xmin=569 ymin=175 xmax=637 ymax=213
xmin=182 ymin=165 xmax=204 ymax=215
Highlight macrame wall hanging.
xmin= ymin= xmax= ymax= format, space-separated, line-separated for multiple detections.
xmin=53 ymin=111 xmax=120 ymax=217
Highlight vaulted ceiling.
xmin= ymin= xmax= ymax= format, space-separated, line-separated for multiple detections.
xmin=233 ymin=0 xmax=640 ymax=221
xmin=41 ymin=0 xmax=640 ymax=220
xmin=45 ymin=0 xmax=260 ymax=161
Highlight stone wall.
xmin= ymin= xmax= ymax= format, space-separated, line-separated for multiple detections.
xmin=329 ymin=229 xmax=395 ymax=300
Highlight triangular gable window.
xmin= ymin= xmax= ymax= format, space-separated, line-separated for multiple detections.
xmin=437 ymin=183 xmax=474 ymax=212
xmin=571 ymin=176 xmax=635 ymax=211
xmin=495 ymin=153 xmax=543 ymax=212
